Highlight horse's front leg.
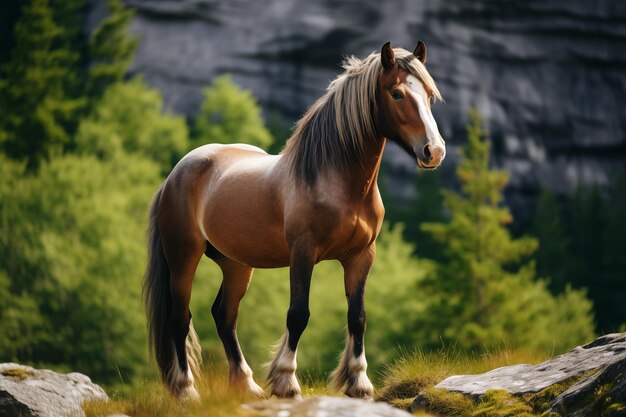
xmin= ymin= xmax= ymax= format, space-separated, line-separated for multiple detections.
xmin=331 ymin=244 xmax=375 ymax=399
xmin=267 ymin=242 xmax=314 ymax=398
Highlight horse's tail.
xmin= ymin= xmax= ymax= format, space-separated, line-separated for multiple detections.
xmin=142 ymin=185 xmax=201 ymax=395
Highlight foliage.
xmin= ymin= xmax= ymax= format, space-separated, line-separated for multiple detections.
xmin=0 ymin=0 xmax=83 ymax=169
xmin=531 ymin=179 xmax=626 ymax=333
xmin=599 ymin=177 xmax=626 ymax=332
xmin=192 ymin=75 xmax=273 ymax=150
xmin=88 ymin=0 xmax=138 ymax=97
xmin=0 ymin=154 xmax=160 ymax=382
xmin=529 ymin=189 xmax=570 ymax=292
xmin=418 ymin=109 xmax=595 ymax=352
xmin=75 ymin=78 xmax=189 ymax=173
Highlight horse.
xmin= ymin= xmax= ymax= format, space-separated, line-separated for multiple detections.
xmin=143 ymin=41 xmax=445 ymax=400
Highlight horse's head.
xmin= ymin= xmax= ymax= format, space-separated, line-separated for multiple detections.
xmin=377 ymin=42 xmax=446 ymax=169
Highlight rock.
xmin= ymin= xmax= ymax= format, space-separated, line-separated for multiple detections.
xmin=0 ymin=363 xmax=108 ymax=417
xmin=549 ymin=353 xmax=626 ymax=416
xmin=434 ymin=333 xmax=626 ymax=397
xmin=243 ymin=396 xmax=413 ymax=417
xmin=411 ymin=334 xmax=626 ymax=415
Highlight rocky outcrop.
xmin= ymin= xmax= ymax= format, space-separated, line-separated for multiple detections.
xmin=415 ymin=333 xmax=626 ymax=416
xmin=0 ymin=363 xmax=108 ymax=417
xmin=87 ymin=0 xmax=626 ymax=217
xmin=244 ymin=396 xmax=413 ymax=417
xmin=549 ymin=354 xmax=626 ymax=416
xmin=435 ymin=333 xmax=626 ymax=396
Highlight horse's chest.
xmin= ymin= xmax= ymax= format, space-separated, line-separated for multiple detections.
xmin=313 ymin=201 xmax=383 ymax=261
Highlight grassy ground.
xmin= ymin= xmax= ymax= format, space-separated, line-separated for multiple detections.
xmin=84 ymin=348 xmax=600 ymax=417
xmin=82 ymin=365 xmax=337 ymax=417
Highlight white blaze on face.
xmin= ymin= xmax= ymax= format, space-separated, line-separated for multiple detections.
xmin=405 ymin=75 xmax=445 ymax=153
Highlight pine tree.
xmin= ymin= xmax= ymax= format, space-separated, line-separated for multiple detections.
xmin=0 ymin=0 xmax=82 ymax=169
xmin=530 ymin=188 xmax=570 ymax=292
xmin=88 ymin=0 xmax=138 ymax=97
xmin=566 ymin=179 xmax=626 ymax=333
xmin=49 ymin=0 xmax=88 ymax=104
xmin=419 ymin=109 xmax=594 ymax=352
xmin=601 ymin=176 xmax=626 ymax=331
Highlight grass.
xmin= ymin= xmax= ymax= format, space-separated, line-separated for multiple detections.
xmin=82 ymin=365 xmax=337 ymax=417
xmin=84 ymin=369 xmax=254 ymax=417
xmin=83 ymin=348 xmax=615 ymax=417
xmin=82 ymin=349 xmax=550 ymax=417
xmin=377 ymin=347 xmax=561 ymax=417
xmin=376 ymin=346 xmax=549 ymax=404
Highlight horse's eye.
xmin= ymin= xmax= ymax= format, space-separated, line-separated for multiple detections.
xmin=391 ymin=91 xmax=403 ymax=100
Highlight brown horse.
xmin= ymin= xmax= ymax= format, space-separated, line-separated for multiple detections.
xmin=143 ymin=41 xmax=445 ymax=400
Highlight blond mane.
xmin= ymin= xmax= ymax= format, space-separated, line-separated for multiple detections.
xmin=282 ymin=48 xmax=442 ymax=184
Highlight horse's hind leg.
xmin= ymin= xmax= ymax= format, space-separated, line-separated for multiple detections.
xmin=330 ymin=245 xmax=375 ymax=399
xmin=212 ymin=258 xmax=265 ymax=397
xmin=162 ymin=232 xmax=205 ymax=399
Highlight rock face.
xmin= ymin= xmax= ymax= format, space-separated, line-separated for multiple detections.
xmin=429 ymin=333 xmax=626 ymax=415
xmin=244 ymin=396 xmax=413 ymax=417
xmin=0 ymin=363 xmax=108 ymax=417
xmin=87 ymin=0 xmax=626 ymax=216
xmin=549 ymin=355 xmax=626 ymax=416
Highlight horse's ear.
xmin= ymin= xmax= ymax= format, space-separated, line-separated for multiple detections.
xmin=413 ymin=40 xmax=427 ymax=64
xmin=381 ymin=42 xmax=396 ymax=72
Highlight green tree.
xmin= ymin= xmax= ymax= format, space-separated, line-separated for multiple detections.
xmin=192 ymin=75 xmax=273 ymax=150
xmin=530 ymin=188 xmax=570 ymax=292
xmin=88 ymin=0 xmax=138 ymax=97
xmin=0 ymin=0 xmax=82 ymax=169
xmin=0 ymin=154 xmax=160 ymax=382
xmin=419 ymin=109 xmax=594 ymax=352
xmin=0 ymin=1 xmax=22 ymax=65
xmin=75 ymin=77 xmax=189 ymax=174
xmin=566 ymin=179 xmax=626 ymax=333
xmin=49 ymin=0 xmax=87 ymax=102
xmin=601 ymin=177 xmax=626 ymax=331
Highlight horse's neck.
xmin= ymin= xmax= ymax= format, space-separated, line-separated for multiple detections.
xmin=343 ymin=136 xmax=386 ymax=199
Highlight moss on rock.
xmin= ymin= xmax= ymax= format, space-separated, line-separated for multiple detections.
xmin=0 ymin=366 xmax=35 ymax=381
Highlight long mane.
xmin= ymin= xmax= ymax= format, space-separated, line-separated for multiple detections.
xmin=281 ymin=48 xmax=442 ymax=185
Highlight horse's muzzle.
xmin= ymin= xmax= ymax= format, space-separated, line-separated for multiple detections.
xmin=416 ymin=143 xmax=445 ymax=169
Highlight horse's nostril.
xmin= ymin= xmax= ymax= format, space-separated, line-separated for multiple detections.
xmin=422 ymin=145 xmax=432 ymax=161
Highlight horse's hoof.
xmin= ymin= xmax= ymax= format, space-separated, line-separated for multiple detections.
xmin=345 ymin=380 xmax=374 ymax=400
xmin=270 ymin=387 xmax=302 ymax=399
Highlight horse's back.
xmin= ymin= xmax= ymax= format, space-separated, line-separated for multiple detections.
xmin=164 ymin=143 xmax=290 ymax=268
